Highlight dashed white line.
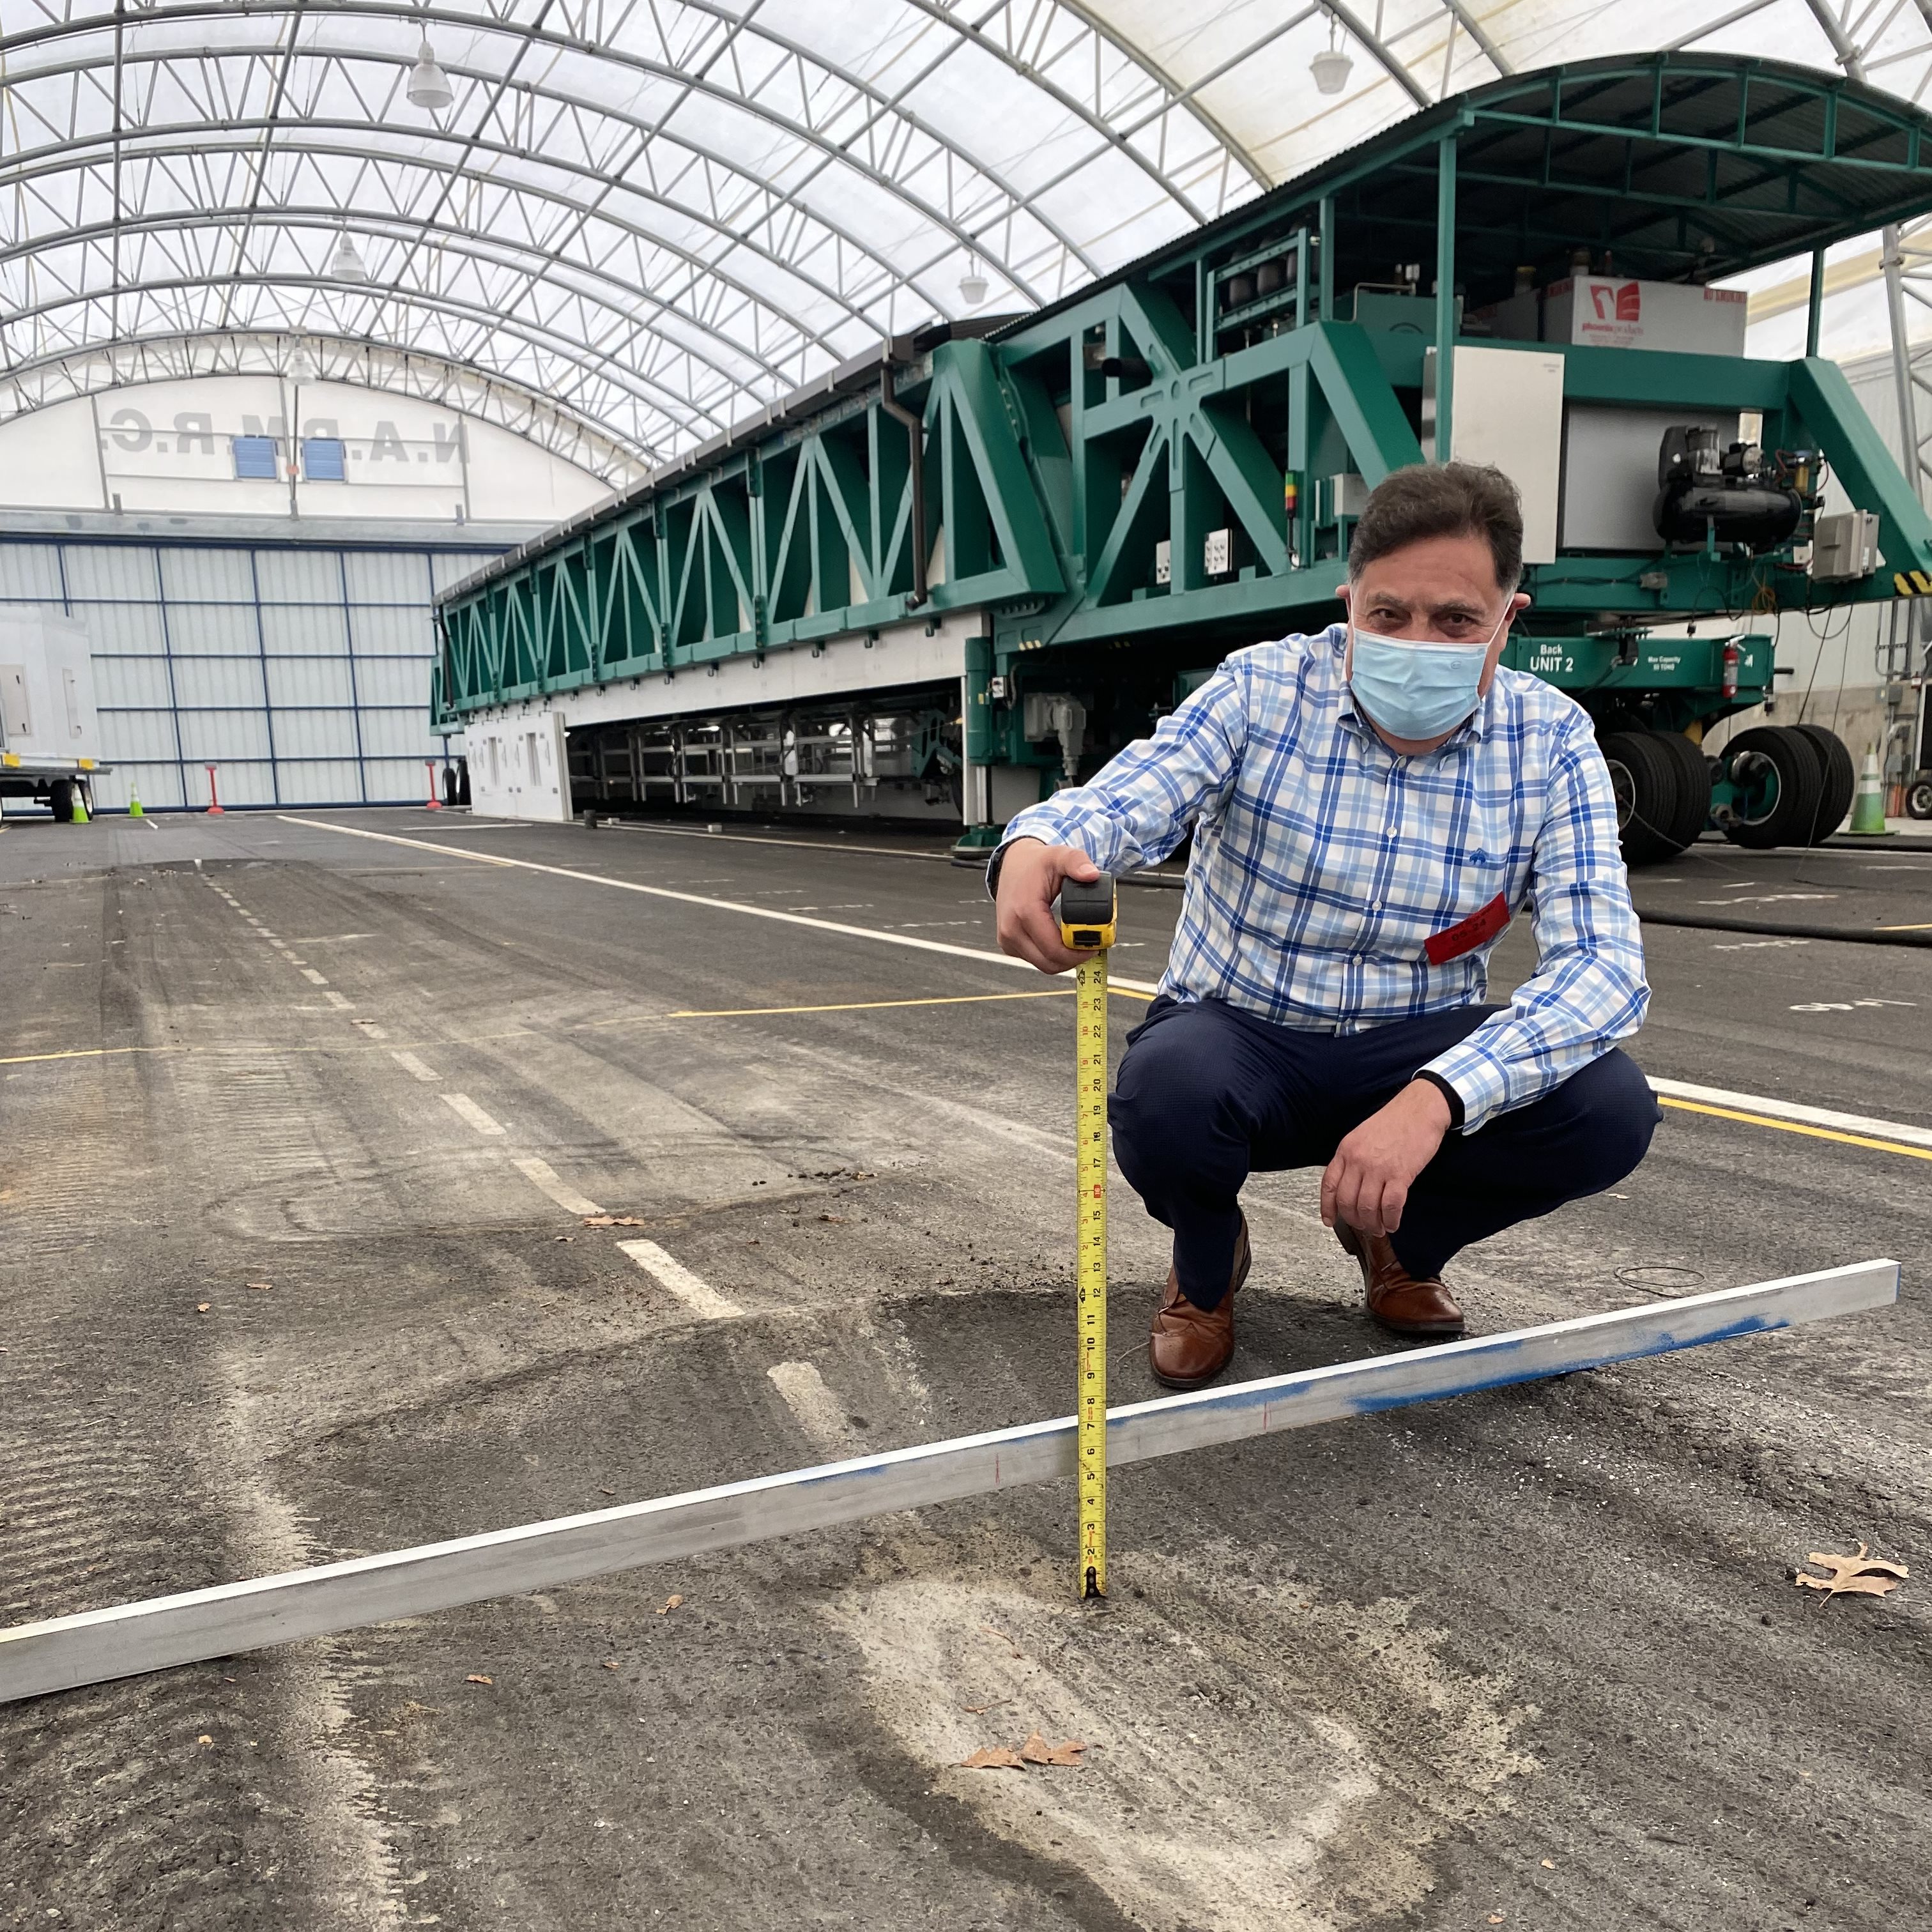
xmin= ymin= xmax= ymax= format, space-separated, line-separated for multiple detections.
xmin=616 ymin=1239 xmax=742 ymax=1320
xmin=440 ymin=1092 xmax=505 ymax=1137
xmin=512 ymin=1155 xmax=606 ymax=1218
xmin=300 ymin=967 xmax=329 ymax=986
xmin=765 ymin=1360 xmax=854 ymax=1453
xmin=390 ymin=1050 xmax=441 ymax=1083
xmin=323 ymin=990 xmax=353 ymax=1009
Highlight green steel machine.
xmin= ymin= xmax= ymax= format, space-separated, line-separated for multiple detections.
xmin=434 ymin=53 xmax=1932 ymax=863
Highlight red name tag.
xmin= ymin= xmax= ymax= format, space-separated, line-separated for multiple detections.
xmin=1423 ymin=891 xmax=1510 ymax=966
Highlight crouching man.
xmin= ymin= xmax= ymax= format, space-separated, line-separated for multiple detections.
xmin=992 ymin=462 xmax=1660 ymax=1389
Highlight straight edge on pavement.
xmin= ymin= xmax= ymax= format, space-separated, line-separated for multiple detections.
xmin=0 ymin=1259 xmax=1897 ymax=1706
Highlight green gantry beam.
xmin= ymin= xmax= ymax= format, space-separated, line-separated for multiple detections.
xmin=435 ymin=52 xmax=1932 ymax=730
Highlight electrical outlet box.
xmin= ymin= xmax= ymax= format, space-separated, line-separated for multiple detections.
xmin=1811 ymin=509 xmax=1880 ymax=582
xmin=1154 ymin=539 xmax=1171 ymax=585
xmin=1203 ymin=528 xmax=1232 ymax=576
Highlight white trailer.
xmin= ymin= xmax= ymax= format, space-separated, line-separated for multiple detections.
xmin=0 ymin=609 xmax=109 ymax=820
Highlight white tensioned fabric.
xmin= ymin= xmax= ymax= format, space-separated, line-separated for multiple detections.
xmin=0 ymin=1 xmax=1929 ymax=471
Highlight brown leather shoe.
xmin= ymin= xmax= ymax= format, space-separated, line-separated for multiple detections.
xmin=1148 ymin=1216 xmax=1251 ymax=1390
xmin=1335 ymin=1220 xmax=1466 ymax=1339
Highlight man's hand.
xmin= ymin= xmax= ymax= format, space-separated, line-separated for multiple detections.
xmin=994 ymin=838 xmax=1105 ymax=974
xmin=1320 ymin=1078 xmax=1453 ymax=1239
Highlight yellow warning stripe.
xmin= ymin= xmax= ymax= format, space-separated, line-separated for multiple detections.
xmin=1659 ymin=1096 xmax=1932 ymax=1162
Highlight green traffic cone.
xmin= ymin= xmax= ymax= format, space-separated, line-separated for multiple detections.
xmin=128 ymin=788 xmax=143 ymax=817
xmin=72 ymin=790 xmax=89 ymax=824
xmin=1850 ymin=747 xmax=1890 ymax=835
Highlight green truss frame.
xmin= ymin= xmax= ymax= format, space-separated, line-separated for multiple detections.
xmin=435 ymin=53 xmax=1932 ymax=729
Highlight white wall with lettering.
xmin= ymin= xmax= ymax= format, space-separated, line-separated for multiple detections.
xmin=0 ymin=376 xmax=610 ymax=525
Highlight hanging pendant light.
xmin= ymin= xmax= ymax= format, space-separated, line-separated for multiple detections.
xmin=327 ymin=227 xmax=369 ymax=283
xmin=288 ymin=344 xmax=317 ymax=383
xmin=408 ymin=39 xmax=454 ymax=112
xmin=1310 ymin=12 xmax=1353 ymax=95
xmin=959 ymin=254 xmax=988 ymax=308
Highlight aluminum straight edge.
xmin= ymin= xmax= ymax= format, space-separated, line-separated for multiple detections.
xmin=0 ymin=1260 xmax=1897 ymax=1706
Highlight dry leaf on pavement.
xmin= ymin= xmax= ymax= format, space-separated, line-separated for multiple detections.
xmin=960 ymin=1747 xmax=1027 ymax=1770
xmin=465 ymin=1674 xmax=494 ymax=1686
xmin=1019 ymin=1733 xmax=1087 ymax=1767
xmin=1794 ymin=1544 xmax=1908 ymax=1598
xmin=245 ymin=1282 xmax=271 ymax=1291
xmin=195 ymin=1303 xmax=211 ymax=1314
xmin=656 ymin=1593 xmax=684 ymax=1615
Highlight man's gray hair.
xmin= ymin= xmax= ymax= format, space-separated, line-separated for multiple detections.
xmin=1347 ymin=461 xmax=1524 ymax=595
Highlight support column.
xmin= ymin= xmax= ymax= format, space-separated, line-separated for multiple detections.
xmin=1434 ymin=134 xmax=1458 ymax=462
xmin=957 ymin=632 xmax=997 ymax=849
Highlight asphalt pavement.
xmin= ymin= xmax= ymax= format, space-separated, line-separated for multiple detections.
xmin=2 ymin=807 xmax=1928 ymax=1932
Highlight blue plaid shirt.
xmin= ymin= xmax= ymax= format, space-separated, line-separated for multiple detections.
xmin=996 ymin=625 xmax=1648 ymax=1132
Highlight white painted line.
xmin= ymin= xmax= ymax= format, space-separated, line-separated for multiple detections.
xmin=513 ymin=1155 xmax=606 ymax=1218
xmin=441 ymin=1092 xmax=505 ymax=1137
xmin=0 ymin=1260 xmax=1895 ymax=1704
xmin=1648 ymin=1077 xmax=1932 ymax=1151
xmin=766 ymin=1361 xmax=854 ymax=1455
xmin=389 ymin=1050 xmax=441 ymax=1083
xmin=351 ymin=1021 xmax=388 ymax=1039
xmin=323 ymin=991 xmax=353 ymax=1010
xmin=616 ymin=1239 xmax=742 ymax=1319
xmin=300 ymin=967 xmax=329 ymax=986
xmin=277 ymin=816 xmax=1163 ymax=995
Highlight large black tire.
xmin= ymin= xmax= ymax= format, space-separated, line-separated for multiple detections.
xmin=1791 ymin=723 xmax=1856 ymax=842
xmin=1598 ymin=730 xmax=1684 ymax=866
xmin=1646 ymin=728 xmax=1713 ymax=852
xmin=1908 ymin=776 xmax=1932 ymax=822
xmin=47 ymin=779 xmax=73 ymax=822
xmin=1721 ymin=724 xmax=1825 ymax=850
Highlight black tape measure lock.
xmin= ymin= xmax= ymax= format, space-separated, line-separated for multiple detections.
xmin=1057 ymin=871 xmax=1116 ymax=1600
xmin=1057 ymin=875 xmax=1118 ymax=951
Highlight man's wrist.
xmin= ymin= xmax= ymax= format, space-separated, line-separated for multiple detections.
xmin=1411 ymin=1070 xmax=1464 ymax=1132
xmin=985 ymin=835 xmax=1046 ymax=901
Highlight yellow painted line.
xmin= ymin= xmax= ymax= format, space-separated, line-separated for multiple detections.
xmin=1659 ymin=1096 xmax=1932 ymax=1163
xmin=1874 ymin=921 xmax=1932 ymax=931
xmin=0 ymin=1044 xmax=174 ymax=1066
xmin=664 ymin=985 xmax=1156 ymax=1019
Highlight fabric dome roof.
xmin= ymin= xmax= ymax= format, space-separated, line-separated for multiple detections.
xmin=1 ymin=1 xmax=1927 ymax=472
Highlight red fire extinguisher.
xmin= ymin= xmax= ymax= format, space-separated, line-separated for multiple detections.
xmin=1721 ymin=638 xmax=1740 ymax=701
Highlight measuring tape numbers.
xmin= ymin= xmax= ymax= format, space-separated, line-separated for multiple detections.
xmin=1058 ymin=873 xmax=1118 ymax=1601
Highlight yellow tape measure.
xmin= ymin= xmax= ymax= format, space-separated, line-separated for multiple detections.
xmin=1059 ymin=875 xmax=1117 ymax=1601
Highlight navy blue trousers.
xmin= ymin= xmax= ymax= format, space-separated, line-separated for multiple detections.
xmin=1109 ymin=997 xmax=1660 ymax=1307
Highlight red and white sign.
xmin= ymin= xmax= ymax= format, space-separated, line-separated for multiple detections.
xmin=1542 ymin=276 xmax=1747 ymax=355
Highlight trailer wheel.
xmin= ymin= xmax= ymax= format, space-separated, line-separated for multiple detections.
xmin=1721 ymin=725 xmax=1823 ymax=850
xmin=48 ymin=779 xmax=74 ymax=822
xmin=1646 ymin=728 xmax=1713 ymax=852
xmin=1599 ymin=730 xmax=1684 ymax=866
xmin=1791 ymin=723 xmax=1856 ymax=841
xmin=1908 ymin=777 xmax=1932 ymax=822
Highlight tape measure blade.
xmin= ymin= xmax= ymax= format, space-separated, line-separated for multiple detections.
xmin=1075 ymin=952 xmax=1108 ymax=1598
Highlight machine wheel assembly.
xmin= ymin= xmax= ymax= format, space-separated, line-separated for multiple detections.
xmin=1644 ymin=728 xmax=1715 ymax=852
xmin=1720 ymin=725 xmax=1825 ymax=849
xmin=47 ymin=779 xmax=74 ymax=823
xmin=1599 ymin=730 xmax=1689 ymax=866
xmin=1908 ymin=776 xmax=1932 ymax=822
xmin=1790 ymin=722 xmax=1857 ymax=842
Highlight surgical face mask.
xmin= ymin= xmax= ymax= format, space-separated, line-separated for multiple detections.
xmin=1347 ymin=610 xmax=1507 ymax=742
